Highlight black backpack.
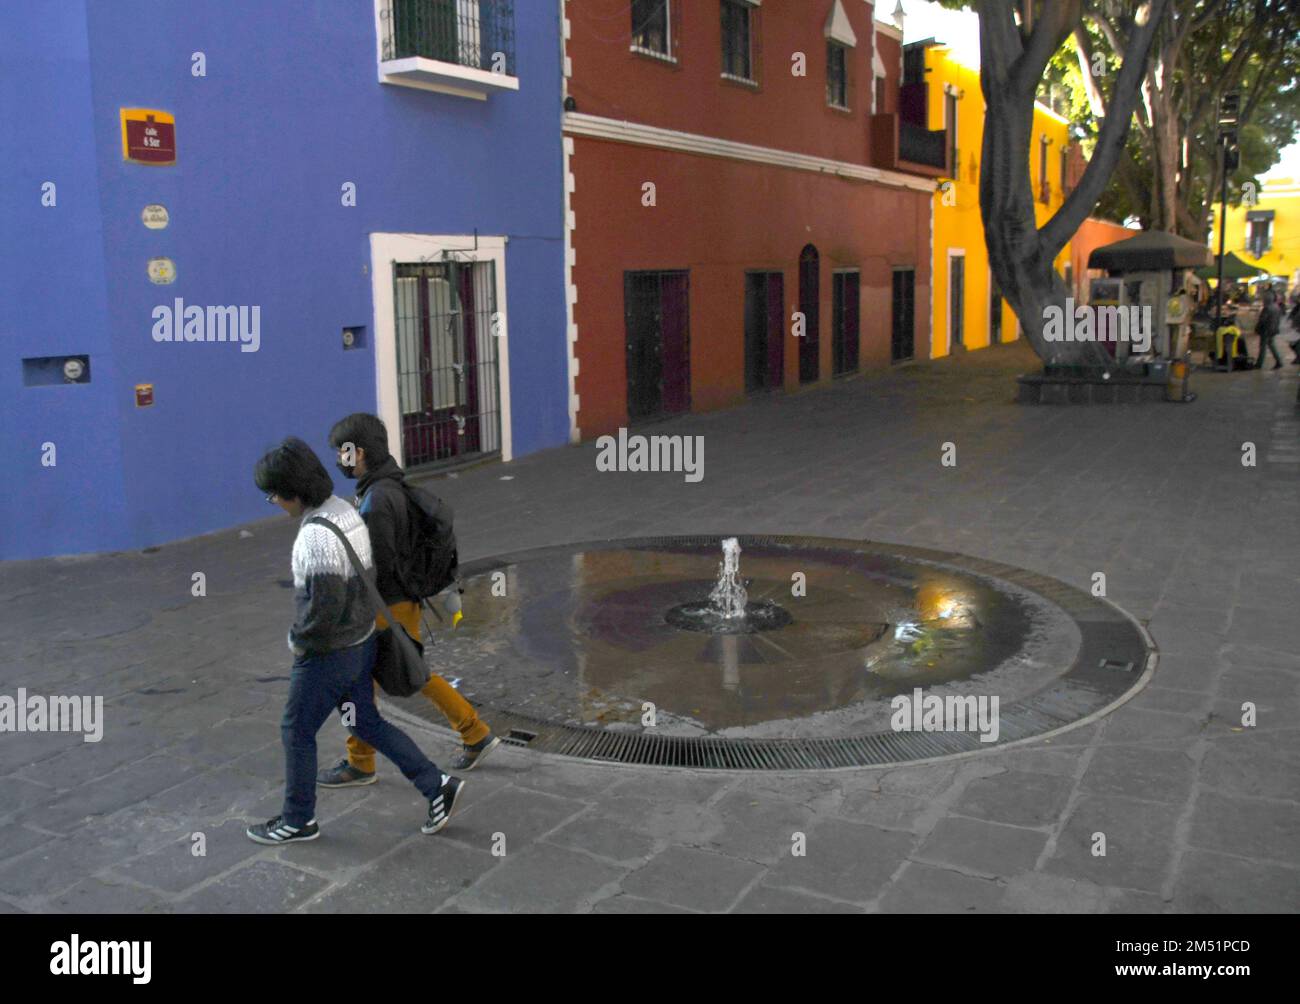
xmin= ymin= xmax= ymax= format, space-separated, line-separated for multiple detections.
xmin=399 ymin=482 xmax=458 ymax=599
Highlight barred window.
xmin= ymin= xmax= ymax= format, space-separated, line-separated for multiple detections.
xmin=632 ymin=0 xmax=671 ymax=58
xmin=721 ymin=0 xmax=753 ymax=82
xmin=827 ymin=42 xmax=848 ymax=109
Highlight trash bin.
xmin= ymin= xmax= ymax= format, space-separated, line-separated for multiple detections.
xmin=1166 ymin=357 xmax=1194 ymax=402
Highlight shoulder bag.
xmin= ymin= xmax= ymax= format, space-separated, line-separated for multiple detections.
xmin=307 ymin=516 xmax=430 ymax=697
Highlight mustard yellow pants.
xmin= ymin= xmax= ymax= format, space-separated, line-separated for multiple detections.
xmin=346 ymin=601 xmax=489 ymax=772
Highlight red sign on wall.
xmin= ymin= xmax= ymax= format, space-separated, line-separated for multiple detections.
xmin=120 ymin=109 xmax=176 ymax=165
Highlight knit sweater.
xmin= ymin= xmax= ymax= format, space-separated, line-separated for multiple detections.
xmin=287 ymin=495 xmax=376 ymax=657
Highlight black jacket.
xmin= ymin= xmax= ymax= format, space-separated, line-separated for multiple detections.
xmin=355 ymin=457 xmax=417 ymax=605
xmin=1257 ymin=302 xmax=1281 ymax=339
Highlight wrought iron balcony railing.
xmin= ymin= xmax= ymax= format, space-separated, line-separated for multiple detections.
xmin=899 ymin=122 xmax=947 ymax=170
xmin=381 ymin=0 xmax=516 ymax=77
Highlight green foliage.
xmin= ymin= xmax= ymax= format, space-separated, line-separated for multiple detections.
xmin=925 ymin=1 xmax=1300 ymax=234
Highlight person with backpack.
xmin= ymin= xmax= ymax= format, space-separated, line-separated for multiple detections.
xmin=249 ymin=437 xmax=464 ymax=844
xmin=319 ymin=413 xmax=500 ymax=788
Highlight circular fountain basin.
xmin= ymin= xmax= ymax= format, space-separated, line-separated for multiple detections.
xmin=399 ymin=536 xmax=1154 ymax=768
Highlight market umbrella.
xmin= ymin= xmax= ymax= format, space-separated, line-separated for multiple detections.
xmin=1195 ymin=252 xmax=1266 ymax=281
xmin=1087 ymin=229 xmax=1213 ymax=271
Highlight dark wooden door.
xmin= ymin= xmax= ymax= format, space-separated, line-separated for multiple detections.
xmin=660 ymin=272 xmax=690 ymax=415
xmin=832 ymin=270 xmax=860 ymax=375
xmin=799 ymin=245 xmax=820 ymax=383
xmin=950 ymin=256 xmax=965 ymax=350
xmin=744 ymin=271 xmax=784 ymax=392
xmin=891 ymin=269 xmax=915 ymax=361
xmin=625 ymin=270 xmax=690 ymax=422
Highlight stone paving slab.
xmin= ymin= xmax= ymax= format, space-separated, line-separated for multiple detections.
xmin=1 ymin=342 xmax=1298 ymax=912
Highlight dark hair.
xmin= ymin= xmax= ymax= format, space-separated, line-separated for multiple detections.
xmin=328 ymin=412 xmax=391 ymax=465
xmin=253 ymin=437 xmax=334 ymax=508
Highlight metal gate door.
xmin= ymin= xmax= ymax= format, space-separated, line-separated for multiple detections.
xmin=624 ymin=270 xmax=690 ymax=422
xmin=393 ymin=260 xmax=501 ymax=468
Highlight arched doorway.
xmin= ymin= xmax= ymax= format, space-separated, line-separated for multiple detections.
xmin=798 ymin=245 xmax=820 ymax=383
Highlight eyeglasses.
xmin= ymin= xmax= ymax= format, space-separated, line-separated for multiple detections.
xmin=265 ymin=492 xmax=280 ymax=505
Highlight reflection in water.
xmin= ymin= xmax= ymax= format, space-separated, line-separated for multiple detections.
xmin=432 ymin=542 xmax=1034 ymax=731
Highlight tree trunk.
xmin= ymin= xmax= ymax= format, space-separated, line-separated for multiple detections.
xmin=978 ymin=0 xmax=1172 ymax=369
xmin=1150 ymin=98 xmax=1182 ymax=232
xmin=981 ymin=83 xmax=1103 ymax=366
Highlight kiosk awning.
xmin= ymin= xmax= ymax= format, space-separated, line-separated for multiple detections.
xmin=1087 ymin=230 xmax=1213 ymax=271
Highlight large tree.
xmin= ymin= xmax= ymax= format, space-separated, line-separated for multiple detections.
xmin=967 ymin=1 xmax=1173 ymax=368
xmin=1071 ymin=0 xmax=1300 ymax=238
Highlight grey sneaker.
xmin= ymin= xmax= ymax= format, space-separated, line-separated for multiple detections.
xmin=316 ymin=758 xmax=377 ymax=787
xmin=451 ymin=733 xmax=501 ymax=772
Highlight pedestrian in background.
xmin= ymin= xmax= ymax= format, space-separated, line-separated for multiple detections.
xmin=1255 ymin=294 xmax=1284 ymax=370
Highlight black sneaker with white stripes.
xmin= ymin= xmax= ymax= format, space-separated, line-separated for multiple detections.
xmin=422 ymin=775 xmax=465 ymax=834
xmin=246 ymin=815 xmax=320 ymax=845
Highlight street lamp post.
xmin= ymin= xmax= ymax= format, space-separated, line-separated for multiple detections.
xmin=1214 ymin=92 xmax=1240 ymax=340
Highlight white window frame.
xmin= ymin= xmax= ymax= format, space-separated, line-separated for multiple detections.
xmin=720 ymin=0 xmax=760 ymax=85
xmin=369 ymin=232 xmax=514 ymax=464
xmin=630 ymin=0 xmax=675 ymax=62
xmin=827 ymin=41 xmax=850 ymax=110
xmin=871 ymin=41 xmax=886 ymax=114
xmin=944 ymin=84 xmax=960 ymax=176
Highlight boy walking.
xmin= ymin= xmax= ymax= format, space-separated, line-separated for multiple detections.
xmin=248 ymin=437 xmax=464 ymax=844
xmin=319 ymin=413 xmax=500 ymax=788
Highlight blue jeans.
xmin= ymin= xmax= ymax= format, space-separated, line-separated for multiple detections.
xmin=280 ymin=635 xmax=444 ymax=827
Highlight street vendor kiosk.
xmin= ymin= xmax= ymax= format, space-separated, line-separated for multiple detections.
xmin=1086 ymin=230 xmax=1213 ymax=398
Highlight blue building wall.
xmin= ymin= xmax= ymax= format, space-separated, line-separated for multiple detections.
xmin=1 ymin=3 xmax=130 ymax=556
xmin=2 ymin=0 xmax=568 ymax=560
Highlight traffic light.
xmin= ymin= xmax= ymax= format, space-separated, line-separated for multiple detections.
xmin=1219 ymin=91 xmax=1240 ymax=127
xmin=1222 ymin=130 xmax=1240 ymax=171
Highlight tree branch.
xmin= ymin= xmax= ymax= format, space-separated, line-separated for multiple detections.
xmin=1012 ymin=0 xmax=1083 ymax=94
xmin=1072 ymin=26 xmax=1108 ymax=118
xmin=1041 ymin=0 xmax=1175 ymax=255
xmin=1093 ymin=10 xmax=1155 ymax=134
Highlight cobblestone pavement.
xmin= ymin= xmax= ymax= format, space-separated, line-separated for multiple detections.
xmin=2 ymin=341 xmax=1298 ymax=913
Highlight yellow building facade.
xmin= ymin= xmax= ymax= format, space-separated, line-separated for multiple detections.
xmin=919 ymin=42 xmax=1073 ymax=357
xmin=1211 ymin=177 xmax=1300 ymax=286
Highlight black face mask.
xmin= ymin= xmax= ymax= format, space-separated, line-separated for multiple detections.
xmin=336 ymin=461 xmax=357 ymax=479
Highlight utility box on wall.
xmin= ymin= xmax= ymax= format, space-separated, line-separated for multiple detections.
xmin=23 ymin=355 xmax=91 ymax=386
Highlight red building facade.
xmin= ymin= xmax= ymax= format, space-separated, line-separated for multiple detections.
xmin=561 ymin=0 xmax=940 ymax=440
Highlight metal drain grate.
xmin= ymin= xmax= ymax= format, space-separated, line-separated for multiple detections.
xmin=454 ymin=702 xmax=1084 ymax=769
xmin=401 ymin=672 xmax=1143 ymax=770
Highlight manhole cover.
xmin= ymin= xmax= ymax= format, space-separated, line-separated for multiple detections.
xmin=390 ymin=536 xmax=1155 ymax=770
